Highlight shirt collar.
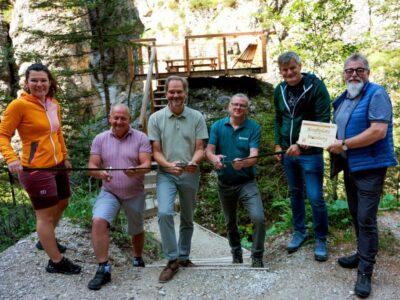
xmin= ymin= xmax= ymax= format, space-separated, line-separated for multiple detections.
xmin=223 ymin=116 xmax=248 ymax=129
xmin=167 ymin=105 xmax=187 ymax=118
xmin=109 ymin=126 xmax=133 ymax=139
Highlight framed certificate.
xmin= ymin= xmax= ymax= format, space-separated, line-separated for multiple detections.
xmin=298 ymin=121 xmax=337 ymax=148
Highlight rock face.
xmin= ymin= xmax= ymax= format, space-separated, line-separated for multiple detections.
xmin=3 ymin=0 xmax=144 ymax=116
xmin=9 ymin=0 xmax=94 ymax=102
xmin=0 ymin=0 xmax=398 ymax=119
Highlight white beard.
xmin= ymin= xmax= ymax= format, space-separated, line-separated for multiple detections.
xmin=346 ymin=81 xmax=364 ymax=98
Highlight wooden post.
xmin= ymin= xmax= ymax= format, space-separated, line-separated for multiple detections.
xmin=127 ymin=47 xmax=134 ymax=79
xmin=223 ymin=37 xmax=228 ymax=75
xmin=152 ymin=40 xmax=159 ymax=76
xmin=261 ymin=34 xmax=267 ymax=73
xmin=185 ymin=38 xmax=190 ymax=75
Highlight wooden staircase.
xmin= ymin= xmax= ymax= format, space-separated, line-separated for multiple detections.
xmin=152 ymin=78 xmax=168 ymax=111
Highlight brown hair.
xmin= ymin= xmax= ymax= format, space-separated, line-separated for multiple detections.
xmin=24 ymin=63 xmax=58 ymax=97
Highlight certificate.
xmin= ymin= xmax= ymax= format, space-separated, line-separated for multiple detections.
xmin=298 ymin=121 xmax=337 ymax=148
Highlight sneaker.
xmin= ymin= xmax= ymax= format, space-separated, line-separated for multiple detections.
xmin=46 ymin=257 xmax=81 ymax=275
xmin=251 ymin=257 xmax=264 ymax=268
xmin=159 ymin=260 xmax=179 ymax=283
xmin=287 ymin=231 xmax=307 ymax=253
xmin=354 ymin=271 xmax=371 ymax=298
xmin=88 ymin=264 xmax=111 ymax=290
xmin=338 ymin=253 xmax=359 ymax=269
xmin=232 ymin=250 xmax=243 ymax=264
xmin=36 ymin=240 xmax=67 ymax=253
xmin=314 ymin=239 xmax=328 ymax=262
xmin=178 ymin=259 xmax=196 ymax=267
xmin=132 ymin=257 xmax=145 ymax=267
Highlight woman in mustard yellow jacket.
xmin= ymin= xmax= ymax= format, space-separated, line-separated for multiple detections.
xmin=0 ymin=63 xmax=81 ymax=275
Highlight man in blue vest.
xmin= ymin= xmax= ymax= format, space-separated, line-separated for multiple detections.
xmin=328 ymin=53 xmax=397 ymax=298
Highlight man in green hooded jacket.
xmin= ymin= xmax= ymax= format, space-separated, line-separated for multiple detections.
xmin=274 ymin=51 xmax=330 ymax=261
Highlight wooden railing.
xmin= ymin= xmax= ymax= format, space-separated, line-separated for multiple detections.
xmin=127 ymin=31 xmax=269 ymax=79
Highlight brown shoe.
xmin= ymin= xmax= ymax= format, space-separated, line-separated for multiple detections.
xmin=159 ymin=260 xmax=179 ymax=283
xmin=178 ymin=259 xmax=196 ymax=267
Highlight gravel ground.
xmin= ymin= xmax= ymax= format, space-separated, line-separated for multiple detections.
xmin=0 ymin=211 xmax=399 ymax=300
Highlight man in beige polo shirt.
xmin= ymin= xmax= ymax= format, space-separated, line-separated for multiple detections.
xmin=148 ymin=76 xmax=208 ymax=283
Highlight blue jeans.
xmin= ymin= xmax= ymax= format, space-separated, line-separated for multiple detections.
xmin=282 ymin=153 xmax=328 ymax=240
xmin=344 ymin=166 xmax=386 ymax=275
xmin=217 ymin=179 xmax=265 ymax=258
xmin=157 ymin=170 xmax=200 ymax=261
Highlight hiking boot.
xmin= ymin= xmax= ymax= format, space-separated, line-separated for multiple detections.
xmin=46 ymin=257 xmax=81 ymax=275
xmin=314 ymin=239 xmax=328 ymax=262
xmin=354 ymin=271 xmax=372 ymax=298
xmin=232 ymin=251 xmax=243 ymax=264
xmin=338 ymin=253 xmax=359 ymax=269
xmin=159 ymin=260 xmax=179 ymax=283
xmin=132 ymin=257 xmax=145 ymax=267
xmin=178 ymin=259 xmax=196 ymax=267
xmin=88 ymin=264 xmax=111 ymax=290
xmin=36 ymin=240 xmax=67 ymax=253
xmin=251 ymin=257 xmax=264 ymax=268
xmin=287 ymin=231 xmax=307 ymax=253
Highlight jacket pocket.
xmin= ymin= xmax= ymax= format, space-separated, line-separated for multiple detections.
xmin=28 ymin=141 xmax=38 ymax=164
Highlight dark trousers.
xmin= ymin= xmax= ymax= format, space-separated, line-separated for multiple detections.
xmin=217 ymin=179 xmax=265 ymax=258
xmin=344 ymin=165 xmax=387 ymax=275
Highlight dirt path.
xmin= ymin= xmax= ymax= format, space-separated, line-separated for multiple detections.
xmin=0 ymin=211 xmax=399 ymax=300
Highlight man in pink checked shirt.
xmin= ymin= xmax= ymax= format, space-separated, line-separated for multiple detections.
xmin=87 ymin=103 xmax=152 ymax=290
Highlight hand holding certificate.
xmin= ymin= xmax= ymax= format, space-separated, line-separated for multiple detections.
xmin=298 ymin=121 xmax=337 ymax=149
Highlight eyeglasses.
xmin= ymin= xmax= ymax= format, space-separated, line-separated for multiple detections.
xmin=230 ymin=103 xmax=247 ymax=108
xmin=344 ymin=68 xmax=368 ymax=76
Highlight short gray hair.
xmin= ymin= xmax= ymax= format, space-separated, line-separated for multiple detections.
xmin=344 ymin=53 xmax=370 ymax=70
xmin=110 ymin=103 xmax=130 ymax=115
xmin=230 ymin=93 xmax=250 ymax=107
xmin=165 ymin=75 xmax=189 ymax=94
xmin=278 ymin=51 xmax=301 ymax=66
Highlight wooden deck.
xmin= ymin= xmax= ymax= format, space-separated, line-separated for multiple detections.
xmin=128 ymin=31 xmax=269 ymax=80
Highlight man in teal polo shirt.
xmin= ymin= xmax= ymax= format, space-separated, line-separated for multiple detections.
xmin=206 ymin=93 xmax=265 ymax=268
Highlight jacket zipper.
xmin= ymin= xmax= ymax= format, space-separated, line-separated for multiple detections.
xmin=280 ymin=84 xmax=313 ymax=144
xmin=41 ymin=99 xmax=59 ymax=165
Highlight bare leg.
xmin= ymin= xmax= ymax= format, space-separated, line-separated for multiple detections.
xmin=91 ymin=218 xmax=110 ymax=263
xmin=132 ymin=231 xmax=145 ymax=257
xmin=35 ymin=206 xmax=62 ymax=262
xmin=52 ymin=198 xmax=69 ymax=227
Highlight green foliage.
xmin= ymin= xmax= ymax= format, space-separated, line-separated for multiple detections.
xmin=327 ymin=199 xmax=351 ymax=229
xmin=195 ymin=172 xmax=226 ymax=235
xmin=168 ymin=0 xmax=179 ymax=10
xmin=0 ymin=184 xmax=35 ymax=252
xmin=223 ymin=0 xmax=237 ymax=8
xmin=2 ymin=3 xmax=13 ymax=23
xmin=265 ymin=198 xmax=292 ymax=237
xmin=379 ymin=194 xmax=399 ymax=210
xmin=64 ymin=186 xmax=96 ymax=227
xmin=188 ymin=0 xmax=218 ymax=10
xmin=168 ymin=24 xmax=180 ymax=38
xmin=257 ymin=0 xmax=360 ymax=96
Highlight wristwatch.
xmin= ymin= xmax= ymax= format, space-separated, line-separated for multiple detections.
xmin=342 ymin=140 xmax=348 ymax=151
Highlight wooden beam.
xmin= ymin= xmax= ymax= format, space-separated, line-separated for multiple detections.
xmin=186 ymin=31 xmax=266 ymax=39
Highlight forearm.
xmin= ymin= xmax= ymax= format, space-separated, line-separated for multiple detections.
xmin=190 ymin=149 xmax=204 ymax=165
xmin=88 ymin=162 xmax=102 ymax=178
xmin=345 ymin=123 xmax=387 ymax=149
xmin=153 ymin=151 xmax=174 ymax=168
